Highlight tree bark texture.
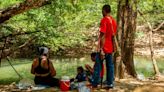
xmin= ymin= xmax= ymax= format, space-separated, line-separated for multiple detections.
xmin=117 ymin=0 xmax=137 ymax=78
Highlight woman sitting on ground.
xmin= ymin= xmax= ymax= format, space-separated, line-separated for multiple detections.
xmin=31 ymin=47 xmax=59 ymax=87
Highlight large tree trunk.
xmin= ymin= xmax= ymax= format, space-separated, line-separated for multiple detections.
xmin=113 ymin=0 xmax=125 ymax=79
xmin=0 ymin=0 xmax=50 ymax=24
xmin=117 ymin=0 xmax=137 ymax=78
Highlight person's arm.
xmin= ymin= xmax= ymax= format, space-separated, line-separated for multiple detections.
xmin=31 ymin=59 xmax=37 ymax=74
xmin=85 ymin=64 xmax=94 ymax=74
xmin=112 ymin=19 xmax=117 ymax=36
xmin=98 ymin=32 xmax=105 ymax=52
xmin=49 ymin=61 xmax=56 ymax=77
xmin=97 ymin=19 xmax=106 ymax=52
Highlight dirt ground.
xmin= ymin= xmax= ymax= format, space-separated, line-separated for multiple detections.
xmin=0 ymin=78 xmax=164 ymax=92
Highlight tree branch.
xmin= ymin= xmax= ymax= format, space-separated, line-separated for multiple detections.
xmin=0 ymin=0 xmax=51 ymax=24
xmin=0 ymin=38 xmax=7 ymax=67
xmin=1 ymin=36 xmax=36 ymax=59
xmin=153 ymin=21 xmax=164 ymax=32
xmin=138 ymin=10 xmax=164 ymax=32
xmin=138 ymin=10 xmax=161 ymax=75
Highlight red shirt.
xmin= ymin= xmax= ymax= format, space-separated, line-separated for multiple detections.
xmin=100 ymin=16 xmax=117 ymax=53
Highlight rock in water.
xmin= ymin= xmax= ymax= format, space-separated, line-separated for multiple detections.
xmin=137 ymin=74 xmax=145 ymax=80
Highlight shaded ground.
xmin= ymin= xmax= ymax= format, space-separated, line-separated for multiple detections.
xmin=0 ymin=79 xmax=164 ymax=92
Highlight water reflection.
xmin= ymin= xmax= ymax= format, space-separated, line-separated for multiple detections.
xmin=54 ymin=55 xmax=164 ymax=78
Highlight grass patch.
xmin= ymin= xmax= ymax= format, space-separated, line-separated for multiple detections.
xmin=0 ymin=63 xmax=33 ymax=84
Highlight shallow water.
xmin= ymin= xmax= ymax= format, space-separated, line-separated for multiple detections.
xmin=134 ymin=55 xmax=164 ymax=77
xmin=0 ymin=56 xmax=163 ymax=84
xmin=54 ymin=55 xmax=164 ymax=77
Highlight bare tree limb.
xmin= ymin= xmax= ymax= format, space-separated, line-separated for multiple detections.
xmin=6 ymin=57 xmax=23 ymax=79
xmin=138 ymin=10 xmax=161 ymax=76
xmin=1 ymin=36 xmax=36 ymax=59
xmin=153 ymin=21 xmax=164 ymax=32
xmin=138 ymin=10 xmax=164 ymax=31
xmin=0 ymin=0 xmax=51 ymax=24
xmin=18 ymin=36 xmax=35 ymax=49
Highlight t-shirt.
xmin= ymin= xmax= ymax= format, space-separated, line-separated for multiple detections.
xmin=76 ymin=72 xmax=86 ymax=82
xmin=100 ymin=16 xmax=117 ymax=53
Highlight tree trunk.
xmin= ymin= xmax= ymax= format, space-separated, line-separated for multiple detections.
xmin=0 ymin=0 xmax=50 ymax=24
xmin=147 ymin=22 xmax=160 ymax=75
xmin=117 ymin=0 xmax=137 ymax=78
xmin=149 ymin=30 xmax=160 ymax=75
xmin=113 ymin=0 xmax=126 ymax=79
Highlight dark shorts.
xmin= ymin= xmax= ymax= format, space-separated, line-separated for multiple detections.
xmin=34 ymin=75 xmax=59 ymax=87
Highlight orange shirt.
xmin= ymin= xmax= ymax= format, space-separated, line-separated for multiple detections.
xmin=100 ymin=16 xmax=117 ymax=53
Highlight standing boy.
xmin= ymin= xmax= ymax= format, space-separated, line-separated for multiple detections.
xmin=98 ymin=4 xmax=117 ymax=89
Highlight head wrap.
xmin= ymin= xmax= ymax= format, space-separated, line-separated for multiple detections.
xmin=39 ymin=47 xmax=49 ymax=55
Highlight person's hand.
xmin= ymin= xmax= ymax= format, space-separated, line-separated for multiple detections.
xmin=100 ymin=49 xmax=105 ymax=56
xmin=100 ymin=54 xmax=105 ymax=60
xmin=85 ymin=64 xmax=90 ymax=69
xmin=97 ymin=47 xmax=101 ymax=53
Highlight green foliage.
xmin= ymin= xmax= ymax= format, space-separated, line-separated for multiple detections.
xmin=0 ymin=0 xmax=163 ymax=56
xmin=0 ymin=0 xmax=23 ymax=9
xmin=1 ymin=0 xmax=110 ymax=53
xmin=138 ymin=0 xmax=164 ymax=26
